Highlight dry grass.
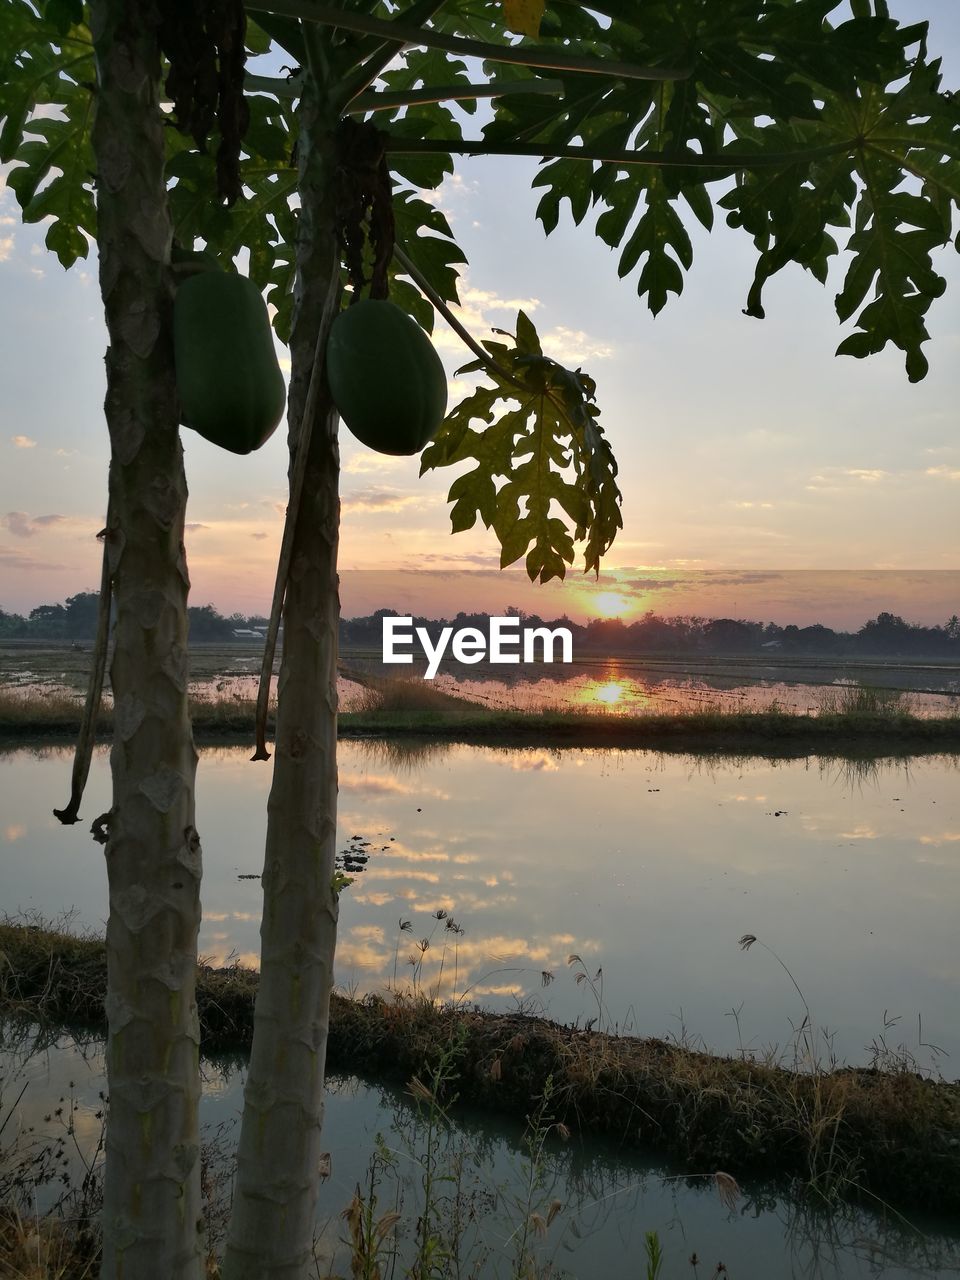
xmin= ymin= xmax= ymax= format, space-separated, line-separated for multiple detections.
xmin=2 ymin=920 xmax=957 ymax=1216
xmin=0 ymin=1209 xmax=98 ymax=1280
xmin=3 ymin=677 xmax=958 ymax=757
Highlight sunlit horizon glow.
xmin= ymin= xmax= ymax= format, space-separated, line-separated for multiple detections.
xmin=589 ymin=591 xmax=632 ymax=619
xmin=1 ymin=3 xmax=959 ymax=620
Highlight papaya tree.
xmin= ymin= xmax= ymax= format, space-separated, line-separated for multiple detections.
xmin=1 ymin=1 xmax=957 ymax=1277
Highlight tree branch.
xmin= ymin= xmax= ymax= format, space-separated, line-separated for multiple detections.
xmin=247 ymin=1 xmax=693 ymax=82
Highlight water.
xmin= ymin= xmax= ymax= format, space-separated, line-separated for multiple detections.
xmin=3 ymin=742 xmax=959 ymax=1276
xmin=2 ymin=1026 xmax=958 ymax=1279
xmin=3 ymin=639 xmax=959 ymax=717
xmin=419 ymin=655 xmax=960 ymax=718
xmin=2 ymin=743 xmax=958 ymax=1072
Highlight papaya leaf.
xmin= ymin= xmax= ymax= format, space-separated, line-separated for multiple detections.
xmin=477 ymin=0 xmax=956 ymax=381
xmin=0 ymin=1 xmax=96 ymax=267
xmin=834 ymin=63 xmax=960 ymax=380
xmin=502 ymin=0 xmax=545 ymax=40
xmin=421 ymin=312 xmax=622 ymax=583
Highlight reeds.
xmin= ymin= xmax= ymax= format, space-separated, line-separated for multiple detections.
xmin=3 ymin=679 xmax=958 ymax=754
xmin=2 ymin=920 xmax=957 ymax=1215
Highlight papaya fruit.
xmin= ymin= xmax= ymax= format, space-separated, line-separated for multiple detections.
xmin=171 ymin=243 xmax=219 ymax=273
xmin=326 ymin=299 xmax=447 ymax=456
xmin=173 ymin=272 xmax=286 ymax=455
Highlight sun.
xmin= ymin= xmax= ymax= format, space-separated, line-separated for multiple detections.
xmin=592 ymin=591 xmax=631 ymax=619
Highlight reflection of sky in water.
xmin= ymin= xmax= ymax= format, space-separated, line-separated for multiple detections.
xmin=423 ymin=660 xmax=959 ymax=717
xmin=1 ymin=744 xmax=959 ymax=1072
xmin=4 ymin=1029 xmax=958 ymax=1278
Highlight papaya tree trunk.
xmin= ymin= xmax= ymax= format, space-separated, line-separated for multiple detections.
xmin=92 ymin=3 xmax=203 ymax=1277
xmin=223 ymin=80 xmax=342 ymax=1280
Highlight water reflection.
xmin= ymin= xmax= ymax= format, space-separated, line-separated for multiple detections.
xmin=1 ymin=744 xmax=958 ymax=1070
xmin=2 ymin=1024 xmax=958 ymax=1279
xmin=417 ymin=657 xmax=960 ymax=718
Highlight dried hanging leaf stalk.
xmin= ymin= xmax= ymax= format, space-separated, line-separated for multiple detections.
xmin=252 ymin=244 xmax=342 ymax=761
xmin=53 ymin=522 xmax=113 ymax=825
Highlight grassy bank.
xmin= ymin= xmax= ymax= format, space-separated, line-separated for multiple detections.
xmin=2 ymin=921 xmax=957 ymax=1216
xmin=2 ymin=681 xmax=959 ymax=755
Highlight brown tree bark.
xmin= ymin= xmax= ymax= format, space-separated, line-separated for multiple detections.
xmin=223 ymin=74 xmax=343 ymax=1280
xmin=91 ymin=3 xmax=203 ymax=1275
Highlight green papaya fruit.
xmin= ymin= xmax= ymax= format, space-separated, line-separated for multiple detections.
xmin=326 ymin=299 xmax=448 ymax=456
xmin=171 ymin=243 xmax=219 ymax=273
xmin=173 ymin=272 xmax=286 ymax=455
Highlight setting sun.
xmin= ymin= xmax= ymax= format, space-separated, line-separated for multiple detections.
xmin=592 ymin=592 xmax=631 ymax=618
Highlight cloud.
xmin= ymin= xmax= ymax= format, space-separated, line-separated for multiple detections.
xmin=184 ymin=522 xmax=210 ymax=533
xmin=0 ymin=237 xmax=14 ymax=262
xmin=342 ymin=487 xmax=428 ymax=513
xmin=807 ymin=467 xmax=889 ymax=492
xmin=3 ymin=511 xmax=66 ymax=538
xmin=732 ymin=500 xmax=774 ymax=510
xmin=540 ymin=326 xmax=614 ymax=365
xmin=10 ymin=435 xmax=36 ymax=449
xmin=0 ymin=546 xmax=68 ymax=571
xmin=619 ymin=576 xmax=687 ymax=591
xmin=342 ymin=451 xmax=405 ymax=476
xmin=250 ymin=531 xmax=269 ymax=540
xmin=925 ymin=465 xmax=960 ymax=482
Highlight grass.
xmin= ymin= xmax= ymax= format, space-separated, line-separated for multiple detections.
xmin=1 ymin=919 xmax=957 ymax=1217
xmin=2 ymin=679 xmax=959 ymax=755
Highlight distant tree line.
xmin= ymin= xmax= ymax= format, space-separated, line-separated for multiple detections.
xmin=0 ymin=593 xmax=268 ymax=643
xmin=344 ymin=606 xmax=960 ymax=657
xmin=3 ymin=595 xmax=958 ymax=657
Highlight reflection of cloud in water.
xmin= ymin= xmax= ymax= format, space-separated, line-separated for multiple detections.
xmin=353 ymin=891 xmax=394 ymax=907
xmin=919 ymin=831 xmax=960 ymax=846
xmin=507 ymin=751 xmax=560 ymax=772
xmin=340 ymin=773 xmax=449 ymax=800
xmin=362 ymin=868 xmax=440 ymax=883
xmin=467 ymin=982 xmax=525 ymax=998
xmin=337 ymin=940 xmax=389 ymax=969
xmin=4 ymin=823 xmax=26 ymax=840
xmin=402 ymin=896 xmax=456 ymax=914
xmin=380 ymin=848 xmax=449 ymax=863
xmin=351 ymin=924 xmax=386 ymax=942
xmin=200 ymin=947 xmax=260 ymax=969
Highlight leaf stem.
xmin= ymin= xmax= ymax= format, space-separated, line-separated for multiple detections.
xmin=247 ymin=0 xmax=692 ymax=82
xmin=384 ymin=135 xmax=858 ymax=170
xmin=392 ymin=242 xmax=519 ymax=386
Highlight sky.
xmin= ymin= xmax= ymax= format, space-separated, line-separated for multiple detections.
xmin=1 ymin=1 xmax=959 ymax=626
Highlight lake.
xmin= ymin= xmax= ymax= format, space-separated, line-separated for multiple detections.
xmin=3 ymin=639 xmax=959 ymax=718
xmin=2 ymin=740 xmax=959 ymax=1277
xmin=2 ymin=741 xmax=958 ymax=1070
xmin=3 ymin=1025 xmax=959 ymax=1280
